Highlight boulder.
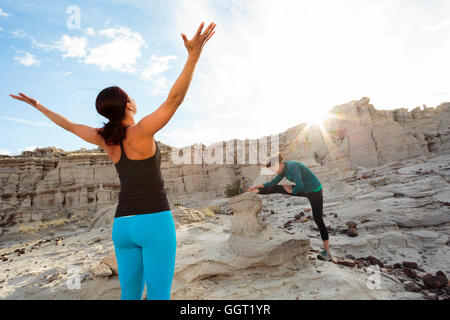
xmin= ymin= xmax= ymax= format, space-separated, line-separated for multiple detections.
xmin=100 ymin=253 xmax=118 ymax=275
xmin=346 ymin=221 xmax=358 ymax=229
xmin=423 ymin=272 xmax=448 ymax=289
xmin=403 ymin=268 xmax=417 ymax=279
xmin=402 ymin=261 xmax=419 ymax=270
xmin=347 ymin=228 xmax=358 ymax=237
xmin=366 ymin=256 xmax=384 ymax=267
xmin=300 ymin=216 xmax=309 ymax=223
xmin=90 ymin=263 xmax=113 ymax=278
xmin=228 ymin=192 xmax=310 ymax=264
xmin=171 ymin=206 xmax=205 ymax=226
xmin=403 ymin=281 xmax=420 ymax=292
xmin=426 ymin=293 xmax=438 ymax=300
xmin=337 ymin=259 xmax=356 ymax=268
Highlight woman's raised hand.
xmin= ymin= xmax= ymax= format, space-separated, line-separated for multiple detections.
xmin=9 ymin=92 xmax=40 ymax=108
xmin=181 ymin=22 xmax=216 ymax=57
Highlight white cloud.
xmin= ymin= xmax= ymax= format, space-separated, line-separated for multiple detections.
xmin=0 ymin=8 xmax=9 ymax=17
xmin=22 ymin=145 xmax=40 ymax=152
xmin=0 ymin=26 xmax=3 ymax=31
xmin=141 ymin=54 xmax=177 ymax=80
xmin=3 ymin=116 xmax=53 ymax=127
xmin=11 ymin=29 xmax=26 ymax=38
xmin=30 ymin=35 xmax=87 ymax=58
xmin=84 ymin=27 xmax=96 ymax=36
xmin=0 ymin=149 xmax=12 ymax=155
xmin=162 ymin=0 xmax=450 ymax=147
xmin=83 ymin=26 xmax=147 ymax=73
xmin=140 ymin=54 xmax=177 ymax=94
xmin=27 ymin=26 xmax=171 ymax=80
xmin=149 ymin=77 xmax=171 ymax=95
xmin=15 ymin=146 xmax=41 ymax=156
xmin=158 ymin=120 xmax=229 ymax=147
xmin=54 ymin=35 xmax=87 ymax=58
xmin=423 ymin=18 xmax=450 ymax=34
xmin=14 ymin=51 xmax=40 ymax=67
xmin=0 ymin=146 xmax=43 ymax=156
xmin=30 ymin=36 xmax=54 ymax=51
xmin=46 ymin=70 xmax=72 ymax=77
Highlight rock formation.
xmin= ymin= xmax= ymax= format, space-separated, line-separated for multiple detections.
xmin=1 ymin=98 xmax=449 ymax=239
xmin=228 ymin=192 xmax=310 ymax=264
xmin=171 ymin=205 xmax=206 ymax=228
xmin=81 ymin=192 xmax=311 ymax=299
xmin=0 ymin=97 xmax=448 ymax=300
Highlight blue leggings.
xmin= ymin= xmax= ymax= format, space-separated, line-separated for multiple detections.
xmin=112 ymin=210 xmax=177 ymax=300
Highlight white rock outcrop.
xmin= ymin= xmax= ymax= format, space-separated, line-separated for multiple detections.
xmin=1 ymin=98 xmax=449 ymax=237
xmin=0 ymin=97 xmax=448 ymax=300
xmin=228 ymin=192 xmax=310 ymax=264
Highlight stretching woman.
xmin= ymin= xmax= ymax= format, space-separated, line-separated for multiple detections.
xmin=247 ymin=153 xmax=332 ymax=261
xmin=9 ymin=22 xmax=216 ymax=299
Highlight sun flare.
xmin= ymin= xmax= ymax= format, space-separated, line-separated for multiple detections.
xmin=305 ymin=110 xmax=328 ymax=125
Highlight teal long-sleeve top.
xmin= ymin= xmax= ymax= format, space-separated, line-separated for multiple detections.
xmin=262 ymin=160 xmax=322 ymax=195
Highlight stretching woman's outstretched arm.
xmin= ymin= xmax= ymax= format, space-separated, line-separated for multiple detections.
xmin=136 ymin=22 xmax=216 ymax=137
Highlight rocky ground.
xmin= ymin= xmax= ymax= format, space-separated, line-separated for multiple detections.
xmin=0 ymin=152 xmax=448 ymax=300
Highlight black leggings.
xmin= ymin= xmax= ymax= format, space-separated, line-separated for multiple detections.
xmin=258 ymin=185 xmax=329 ymax=241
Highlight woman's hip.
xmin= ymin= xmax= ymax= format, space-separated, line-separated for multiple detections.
xmin=112 ymin=210 xmax=176 ymax=247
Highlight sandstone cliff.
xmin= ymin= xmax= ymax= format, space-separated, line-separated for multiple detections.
xmin=0 ymin=97 xmax=449 ymax=300
xmin=0 ymin=97 xmax=448 ymax=240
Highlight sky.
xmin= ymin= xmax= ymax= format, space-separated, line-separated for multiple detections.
xmin=1 ymin=0 xmax=449 ymax=155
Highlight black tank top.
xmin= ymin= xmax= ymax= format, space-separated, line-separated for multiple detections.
xmin=114 ymin=135 xmax=170 ymax=218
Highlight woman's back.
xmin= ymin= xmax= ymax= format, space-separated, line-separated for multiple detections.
xmin=284 ymin=160 xmax=322 ymax=193
xmin=112 ymin=126 xmax=170 ymax=218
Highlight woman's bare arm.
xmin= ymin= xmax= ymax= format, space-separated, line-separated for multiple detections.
xmin=8 ymin=93 xmax=104 ymax=147
xmin=8 ymin=21 xmax=217 ymax=147
xmin=136 ymin=21 xmax=216 ymax=137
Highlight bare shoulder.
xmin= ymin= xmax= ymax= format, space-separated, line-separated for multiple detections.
xmin=101 ymin=126 xmax=156 ymax=163
xmin=123 ymin=125 xmax=156 ymax=158
xmin=131 ymin=123 xmax=156 ymax=144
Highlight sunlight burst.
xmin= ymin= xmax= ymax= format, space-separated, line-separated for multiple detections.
xmin=305 ymin=110 xmax=329 ymax=125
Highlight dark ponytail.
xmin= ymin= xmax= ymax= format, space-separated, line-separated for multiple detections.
xmin=96 ymin=86 xmax=129 ymax=146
